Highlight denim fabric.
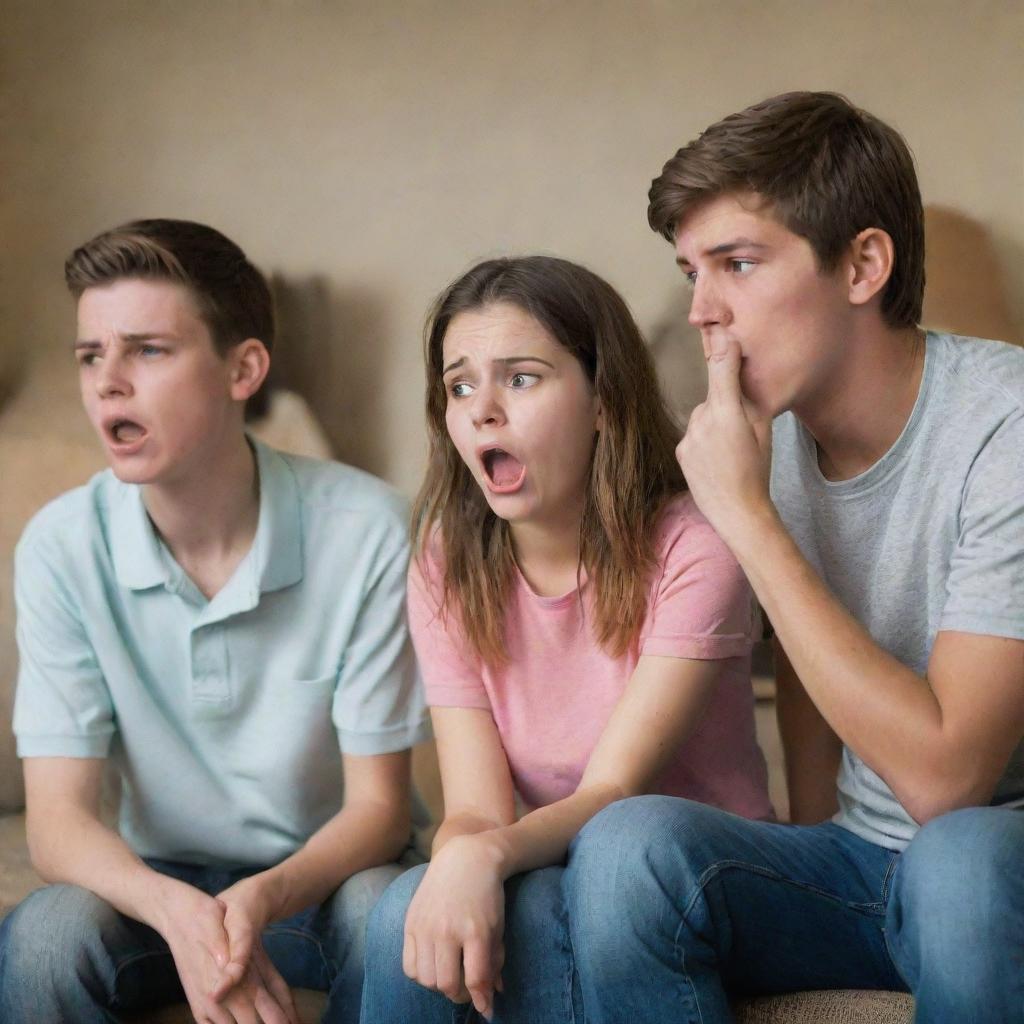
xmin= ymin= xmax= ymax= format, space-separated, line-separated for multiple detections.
xmin=0 ymin=857 xmax=405 ymax=1023
xmin=564 ymin=797 xmax=1024 ymax=1024
xmin=362 ymin=862 xmax=581 ymax=1024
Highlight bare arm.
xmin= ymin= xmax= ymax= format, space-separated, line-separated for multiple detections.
xmin=404 ymin=654 xmax=726 ymax=1016
xmin=737 ymin=524 xmax=1024 ymax=823
xmin=24 ymin=757 xmax=249 ymax=1024
xmin=484 ymin=653 xmax=722 ymax=875
xmin=773 ymin=638 xmax=840 ymax=824
xmin=678 ymin=335 xmax=1024 ymax=826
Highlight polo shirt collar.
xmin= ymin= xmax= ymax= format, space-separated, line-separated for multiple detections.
xmin=109 ymin=439 xmax=304 ymax=598
xmin=250 ymin=437 xmax=304 ymax=595
xmin=111 ymin=483 xmax=169 ymax=591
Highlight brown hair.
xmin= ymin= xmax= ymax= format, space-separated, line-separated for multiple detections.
xmin=65 ymin=219 xmax=274 ymax=355
xmin=648 ymin=91 xmax=924 ymax=329
xmin=412 ymin=255 xmax=685 ymax=667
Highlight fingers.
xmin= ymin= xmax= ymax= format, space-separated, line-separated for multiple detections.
xmin=705 ymin=336 xmax=743 ymax=407
xmin=253 ymin=946 xmax=300 ymax=1024
xmin=464 ymin=936 xmax=497 ymax=1020
xmin=434 ymin=940 xmax=468 ymax=1003
xmin=216 ymin=903 xmax=256 ymax=997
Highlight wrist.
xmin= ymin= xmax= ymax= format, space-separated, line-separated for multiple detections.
xmin=448 ymin=829 xmax=514 ymax=881
xmin=723 ymin=497 xmax=783 ymax=564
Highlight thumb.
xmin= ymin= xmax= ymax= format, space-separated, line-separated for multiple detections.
xmin=705 ymin=335 xmax=743 ymax=407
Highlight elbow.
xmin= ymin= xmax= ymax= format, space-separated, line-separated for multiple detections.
xmin=897 ymin=771 xmax=995 ymax=827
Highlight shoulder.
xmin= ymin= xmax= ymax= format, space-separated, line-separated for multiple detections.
xmin=652 ymin=492 xmax=742 ymax=579
xmin=272 ymin=448 xmax=410 ymax=539
xmin=928 ymin=333 xmax=1024 ymax=415
xmin=16 ymin=469 xmax=119 ymax=569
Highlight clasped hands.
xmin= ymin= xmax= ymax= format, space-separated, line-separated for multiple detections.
xmin=157 ymin=871 xmax=298 ymax=1024
xmin=402 ymin=834 xmax=507 ymax=1021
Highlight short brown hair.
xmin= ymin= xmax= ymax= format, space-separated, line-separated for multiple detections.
xmin=648 ymin=92 xmax=924 ymax=329
xmin=65 ymin=219 xmax=274 ymax=355
xmin=412 ymin=255 xmax=685 ymax=666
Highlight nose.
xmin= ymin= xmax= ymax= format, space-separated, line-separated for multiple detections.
xmin=95 ymin=351 xmax=132 ymax=398
xmin=687 ymin=275 xmax=730 ymax=330
xmin=470 ymin=383 xmax=506 ymax=429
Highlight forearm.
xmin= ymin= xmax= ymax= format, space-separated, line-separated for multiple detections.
xmin=257 ymin=798 xmax=411 ymax=922
xmin=733 ymin=511 xmax=948 ymax=800
xmin=27 ymin=805 xmax=186 ymax=930
xmin=481 ymin=782 xmax=625 ymax=880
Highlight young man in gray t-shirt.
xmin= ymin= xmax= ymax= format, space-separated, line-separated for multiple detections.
xmin=564 ymin=92 xmax=1024 ymax=1023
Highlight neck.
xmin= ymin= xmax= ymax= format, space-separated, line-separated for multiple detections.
xmin=509 ymin=504 xmax=584 ymax=598
xmin=794 ymin=323 xmax=926 ymax=481
xmin=142 ymin=433 xmax=260 ymax=587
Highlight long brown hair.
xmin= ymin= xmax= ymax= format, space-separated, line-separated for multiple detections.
xmin=412 ymin=256 xmax=685 ymax=666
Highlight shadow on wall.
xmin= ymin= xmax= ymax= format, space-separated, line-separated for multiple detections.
xmin=269 ymin=275 xmax=395 ymax=479
xmin=922 ymin=206 xmax=1022 ymax=345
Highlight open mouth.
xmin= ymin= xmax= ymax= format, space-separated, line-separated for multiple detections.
xmin=106 ymin=419 xmax=147 ymax=447
xmin=481 ymin=447 xmax=526 ymax=493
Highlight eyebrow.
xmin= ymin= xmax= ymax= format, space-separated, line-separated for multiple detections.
xmin=676 ymin=238 xmax=770 ymax=265
xmin=73 ymin=332 xmax=175 ymax=351
xmin=441 ymin=355 xmax=556 ymax=375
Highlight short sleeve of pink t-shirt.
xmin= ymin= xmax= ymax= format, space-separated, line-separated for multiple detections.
xmin=408 ymin=495 xmax=773 ymax=819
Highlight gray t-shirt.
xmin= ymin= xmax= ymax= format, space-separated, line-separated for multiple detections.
xmin=771 ymin=332 xmax=1024 ymax=851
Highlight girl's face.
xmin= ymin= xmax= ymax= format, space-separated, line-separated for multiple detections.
xmin=442 ymin=302 xmax=602 ymax=533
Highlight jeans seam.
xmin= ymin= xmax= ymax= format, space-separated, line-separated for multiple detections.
xmin=264 ymin=924 xmax=335 ymax=981
xmin=682 ymin=859 xmax=889 ymax=921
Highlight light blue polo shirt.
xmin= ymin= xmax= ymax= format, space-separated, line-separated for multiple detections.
xmin=13 ymin=439 xmax=431 ymax=867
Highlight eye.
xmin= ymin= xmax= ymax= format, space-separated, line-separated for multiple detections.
xmin=729 ymin=259 xmax=756 ymax=275
xmin=508 ymin=372 xmax=539 ymax=389
xmin=77 ymin=352 xmax=99 ymax=367
xmin=139 ymin=344 xmax=164 ymax=357
xmin=448 ymin=381 xmax=473 ymax=398
xmin=681 ymin=269 xmax=698 ymax=286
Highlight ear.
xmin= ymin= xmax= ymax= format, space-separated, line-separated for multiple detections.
xmin=847 ymin=227 xmax=895 ymax=308
xmin=228 ymin=338 xmax=271 ymax=402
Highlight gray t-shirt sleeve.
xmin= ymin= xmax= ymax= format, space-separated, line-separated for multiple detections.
xmin=940 ymin=409 xmax=1024 ymax=639
xmin=13 ymin=531 xmax=115 ymax=758
xmin=331 ymin=519 xmax=431 ymax=755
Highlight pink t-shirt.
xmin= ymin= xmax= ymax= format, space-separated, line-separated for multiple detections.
xmin=408 ymin=494 xmax=773 ymax=820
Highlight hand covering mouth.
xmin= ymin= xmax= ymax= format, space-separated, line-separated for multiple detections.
xmin=482 ymin=447 xmax=526 ymax=487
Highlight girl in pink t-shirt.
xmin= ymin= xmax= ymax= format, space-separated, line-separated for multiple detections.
xmin=362 ymin=256 xmax=771 ymax=1024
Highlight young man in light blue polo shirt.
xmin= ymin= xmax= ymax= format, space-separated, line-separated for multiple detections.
xmin=0 ymin=219 xmax=431 ymax=1024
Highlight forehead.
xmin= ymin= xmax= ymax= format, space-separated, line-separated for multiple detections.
xmin=673 ymin=192 xmax=803 ymax=259
xmin=442 ymin=302 xmax=561 ymax=361
xmin=76 ymin=278 xmax=207 ymax=338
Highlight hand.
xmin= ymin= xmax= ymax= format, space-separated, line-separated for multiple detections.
xmin=402 ymin=834 xmax=506 ymax=1020
xmin=210 ymin=872 xmax=299 ymax=1024
xmin=677 ymin=334 xmax=775 ymax=547
xmin=150 ymin=878 xmax=238 ymax=1024
xmin=218 ymin=947 xmax=299 ymax=1024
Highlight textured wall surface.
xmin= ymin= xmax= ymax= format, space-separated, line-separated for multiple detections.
xmin=1 ymin=0 xmax=1021 ymax=808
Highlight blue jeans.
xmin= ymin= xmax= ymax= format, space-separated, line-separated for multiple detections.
xmin=0 ymin=857 xmax=406 ymax=1024
xmin=564 ymin=797 xmax=1024 ymax=1024
xmin=362 ymin=862 xmax=582 ymax=1023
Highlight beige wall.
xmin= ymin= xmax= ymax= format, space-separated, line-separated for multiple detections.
xmin=0 ymin=0 xmax=1020 ymax=811
xmin=2 ymin=0 xmax=1022 ymax=490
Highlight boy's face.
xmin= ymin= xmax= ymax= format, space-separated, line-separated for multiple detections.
xmin=75 ymin=278 xmax=242 ymax=486
xmin=673 ymin=192 xmax=853 ymax=418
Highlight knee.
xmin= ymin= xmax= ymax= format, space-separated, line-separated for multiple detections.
xmin=566 ymin=796 xmax=712 ymax=906
xmin=0 ymin=884 xmax=117 ymax=992
xmin=897 ymin=807 xmax=1020 ymax=908
xmin=892 ymin=808 xmax=1023 ymax=952
xmin=364 ymin=864 xmax=427 ymax=965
